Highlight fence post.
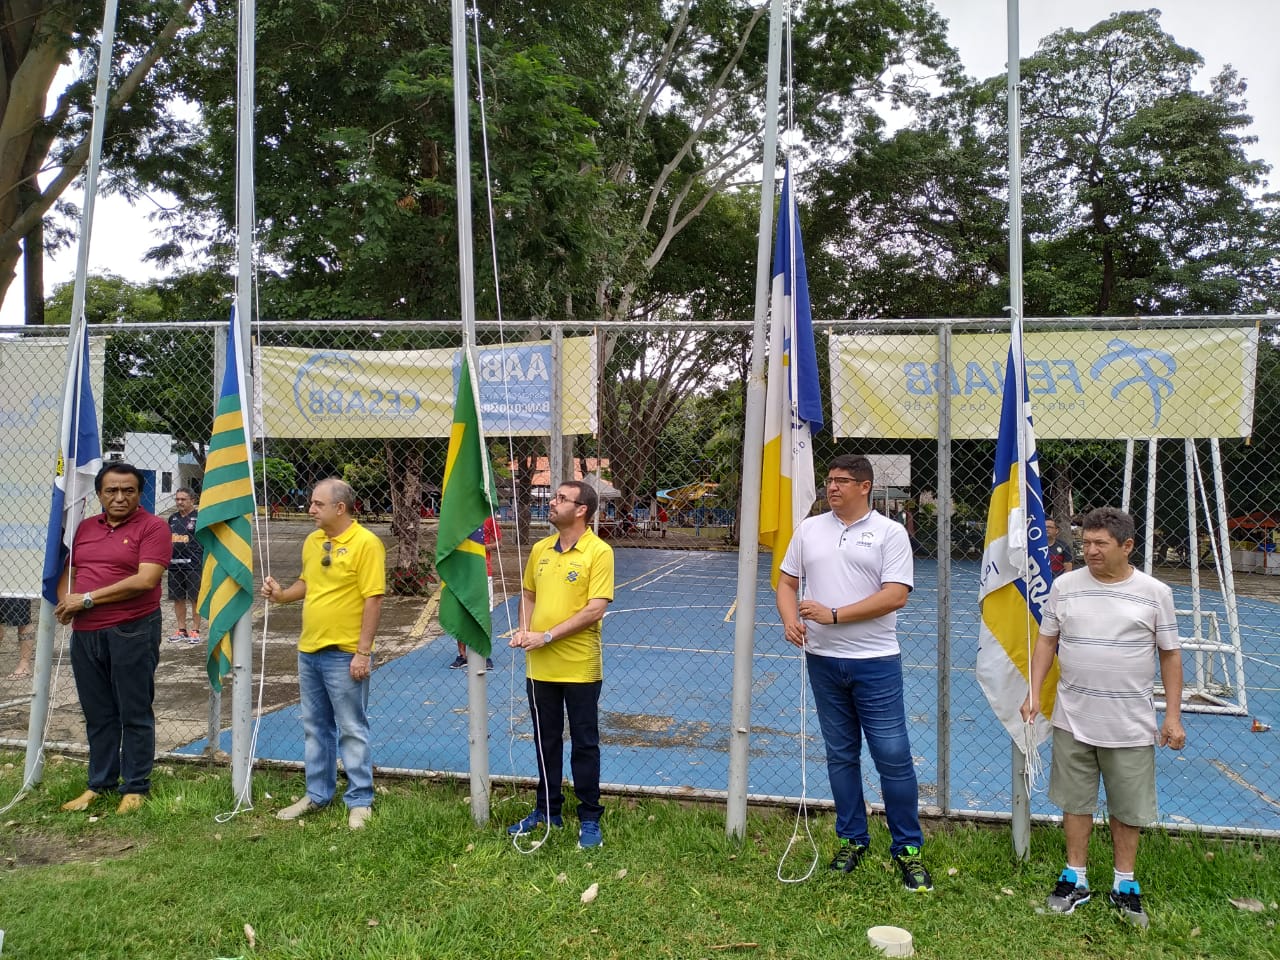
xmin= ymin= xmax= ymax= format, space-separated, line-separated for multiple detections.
xmin=725 ymin=0 xmax=784 ymax=840
xmin=935 ymin=323 xmax=952 ymax=816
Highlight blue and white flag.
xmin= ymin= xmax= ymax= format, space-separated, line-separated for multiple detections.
xmin=41 ymin=324 xmax=103 ymax=603
xmin=976 ymin=342 xmax=1058 ymax=747
xmin=759 ymin=159 xmax=824 ymax=588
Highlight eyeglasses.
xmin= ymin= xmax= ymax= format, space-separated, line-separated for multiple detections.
xmin=321 ymin=540 xmax=333 ymax=566
xmin=551 ymin=494 xmax=583 ymax=506
xmin=826 ymin=477 xmax=868 ymax=487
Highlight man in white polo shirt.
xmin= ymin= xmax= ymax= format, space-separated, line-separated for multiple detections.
xmin=1022 ymin=506 xmax=1185 ymax=928
xmin=776 ymin=454 xmax=931 ymax=892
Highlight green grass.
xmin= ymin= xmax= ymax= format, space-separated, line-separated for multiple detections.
xmin=0 ymin=753 xmax=1276 ymax=959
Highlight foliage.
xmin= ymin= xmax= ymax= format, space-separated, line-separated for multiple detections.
xmin=0 ymin=0 xmax=200 ymax=319
xmin=387 ymin=559 xmax=436 ymax=597
xmin=810 ymin=10 xmax=1280 ymax=321
xmin=45 ymin=273 xmax=215 ymax=455
xmin=253 ymin=456 xmax=296 ymax=502
xmin=2 ymin=755 xmax=1278 ymax=960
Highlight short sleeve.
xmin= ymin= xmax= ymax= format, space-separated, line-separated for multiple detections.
xmin=880 ymin=523 xmax=914 ymax=589
xmin=779 ymin=526 xmax=804 ymax=579
xmin=139 ymin=516 xmax=173 ymax=568
xmin=1154 ymin=583 xmax=1180 ymax=650
xmin=1040 ymin=581 xmax=1061 ymax=637
xmin=589 ymin=543 xmax=615 ymax=601
xmin=356 ymin=532 xmax=387 ymax=598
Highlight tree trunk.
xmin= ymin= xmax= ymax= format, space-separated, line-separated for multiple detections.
xmin=384 ymin=438 xmax=424 ymax=569
xmin=19 ymin=151 xmax=42 ymax=324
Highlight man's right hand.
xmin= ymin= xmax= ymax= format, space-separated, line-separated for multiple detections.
xmin=1019 ymin=693 xmax=1037 ymax=722
xmin=261 ymin=576 xmax=279 ymax=600
xmin=782 ymin=618 xmax=806 ymax=649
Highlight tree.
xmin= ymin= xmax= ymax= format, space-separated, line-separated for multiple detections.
xmin=0 ymin=0 xmax=199 ymax=320
xmin=44 ymin=273 xmax=215 ymax=460
xmin=810 ymin=10 xmax=1280 ymax=323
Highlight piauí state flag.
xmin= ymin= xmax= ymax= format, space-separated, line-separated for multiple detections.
xmin=759 ymin=159 xmax=824 ymax=588
xmin=196 ymin=307 xmax=256 ymax=690
xmin=41 ymin=323 xmax=103 ymax=603
xmin=436 ymin=352 xmax=499 ymax=656
xmin=977 ymin=343 xmax=1059 ymax=748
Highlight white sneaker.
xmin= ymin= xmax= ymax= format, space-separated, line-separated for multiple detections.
xmin=276 ymin=797 xmax=320 ymax=820
xmin=348 ymin=806 xmax=372 ymax=830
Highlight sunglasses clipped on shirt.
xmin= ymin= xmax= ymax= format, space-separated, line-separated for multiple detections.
xmin=321 ymin=540 xmax=333 ymax=566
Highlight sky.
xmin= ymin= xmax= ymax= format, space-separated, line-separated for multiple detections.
xmin=2 ymin=1 xmax=1276 ymax=327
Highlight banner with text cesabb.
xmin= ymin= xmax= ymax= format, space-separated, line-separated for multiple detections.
xmin=0 ymin=337 xmax=106 ymax=597
xmin=258 ymin=337 xmax=597 ymax=439
xmin=829 ymin=327 xmax=1257 ymax=440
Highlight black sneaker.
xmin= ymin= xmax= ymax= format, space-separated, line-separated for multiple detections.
xmin=448 ymin=655 xmax=467 ymax=669
xmin=1046 ymin=869 xmax=1092 ymax=913
xmin=828 ymin=839 xmax=869 ymax=873
xmin=1108 ymin=881 xmax=1149 ymax=928
xmin=893 ymin=845 xmax=933 ymax=892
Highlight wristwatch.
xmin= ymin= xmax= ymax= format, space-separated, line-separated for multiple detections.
xmin=542 ymin=631 xmax=554 ymax=645
xmin=82 ymin=593 xmax=95 ymax=610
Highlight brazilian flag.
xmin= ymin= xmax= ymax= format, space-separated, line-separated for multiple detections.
xmin=436 ymin=353 xmax=499 ymax=655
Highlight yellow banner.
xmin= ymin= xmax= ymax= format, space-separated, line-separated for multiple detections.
xmin=259 ymin=337 xmax=597 ymax=439
xmin=830 ymin=327 xmax=1257 ymax=439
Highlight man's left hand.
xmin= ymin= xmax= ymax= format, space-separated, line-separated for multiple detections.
xmin=53 ymin=595 xmax=86 ymax=625
xmin=350 ymin=653 xmax=372 ymax=681
xmin=1159 ymin=716 xmax=1187 ymax=750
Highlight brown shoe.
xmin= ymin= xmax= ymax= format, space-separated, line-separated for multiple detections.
xmin=276 ymin=797 xmax=320 ymax=821
xmin=60 ymin=789 xmax=100 ymax=812
xmin=116 ymin=793 xmax=145 ymax=814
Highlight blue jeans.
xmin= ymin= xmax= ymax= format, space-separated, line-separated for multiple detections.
xmin=298 ymin=648 xmax=373 ymax=808
xmin=69 ymin=610 xmax=162 ymax=795
xmin=526 ymin=678 xmax=604 ymax=822
xmin=806 ymin=652 xmax=923 ymax=856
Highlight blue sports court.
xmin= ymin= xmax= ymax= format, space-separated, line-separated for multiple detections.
xmin=182 ymin=547 xmax=1280 ymax=833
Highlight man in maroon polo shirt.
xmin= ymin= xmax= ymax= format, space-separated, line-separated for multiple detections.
xmin=54 ymin=462 xmax=171 ymax=815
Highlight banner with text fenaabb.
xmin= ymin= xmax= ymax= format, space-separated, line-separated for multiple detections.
xmin=258 ymin=336 xmax=597 ymax=439
xmin=830 ymin=327 xmax=1257 ymax=440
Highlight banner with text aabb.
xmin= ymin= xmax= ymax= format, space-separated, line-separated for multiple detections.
xmin=258 ymin=337 xmax=597 ymax=439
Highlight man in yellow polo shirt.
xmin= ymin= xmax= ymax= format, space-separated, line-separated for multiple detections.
xmin=508 ymin=480 xmax=614 ymax=848
xmin=262 ymin=477 xmax=385 ymax=830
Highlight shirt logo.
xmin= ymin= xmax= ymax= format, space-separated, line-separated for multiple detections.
xmin=566 ymin=570 xmax=580 ymax=583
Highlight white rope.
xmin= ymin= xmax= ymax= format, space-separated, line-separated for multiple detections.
xmin=776 ymin=632 xmax=818 ymax=883
xmin=464 ymin=0 xmax=554 ymax=838
xmin=772 ymin=0 xmax=817 ymax=885
xmin=214 ymin=3 xmax=269 ymax=818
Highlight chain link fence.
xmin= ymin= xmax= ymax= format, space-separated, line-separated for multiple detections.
xmin=2 ymin=317 xmax=1277 ymax=836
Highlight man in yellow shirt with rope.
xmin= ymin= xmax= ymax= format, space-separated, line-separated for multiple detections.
xmin=508 ymin=480 xmax=614 ymax=849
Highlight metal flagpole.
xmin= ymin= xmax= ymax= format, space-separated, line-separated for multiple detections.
xmin=1005 ymin=0 xmax=1033 ymax=861
xmin=229 ymin=0 xmax=257 ymax=799
xmin=452 ymin=0 xmax=491 ymax=825
xmin=24 ymin=0 xmax=121 ymax=787
xmin=726 ymin=0 xmax=784 ymax=839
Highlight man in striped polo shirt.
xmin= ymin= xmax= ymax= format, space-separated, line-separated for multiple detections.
xmin=1022 ymin=506 xmax=1186 ymax=928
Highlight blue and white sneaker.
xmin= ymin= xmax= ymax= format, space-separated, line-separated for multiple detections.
xmin=1047 ymin=868 xmax=1092 ymax=914
xmin=1108 ymin=879 xmax=1149 ymax=928
xmin=577 ymin=820 xmax=603 ymax=849
xmin=507 ymin=810 xmax=562 ymax=835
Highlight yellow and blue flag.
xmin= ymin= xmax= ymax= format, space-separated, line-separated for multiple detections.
xmin=760 ymin=160 xmax=824 ymax=588
xmin=977 ymin=344 xmax=1059 ymax=746
xmin=196 ymin=307 xmax=256 ymax=690
xmin=41 ymin=323 xmax=103 ymax=602
xmin=436 ymin=352 xmax=499 ymax=656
